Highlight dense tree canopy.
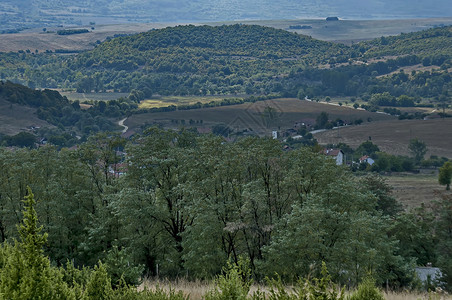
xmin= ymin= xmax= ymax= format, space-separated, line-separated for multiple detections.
xmin=0 ymin=130 xmax=450 ymax=291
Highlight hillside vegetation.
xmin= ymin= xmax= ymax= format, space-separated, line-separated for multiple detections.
xmin=0 ymin=24 xmax=451 ymax=101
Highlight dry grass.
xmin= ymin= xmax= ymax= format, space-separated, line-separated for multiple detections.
xmin=314 ymin=118 xmax=452 ymax=159
xmin=61 ymin=91 xmax=129 ymax=102
xmin=0 ymin=23 xmax=177 ymax=52
xmin=139 ymin=278 xmax=212 ymax=299
xmin=138 ymin=279 xmax=452 ymax=300
xmin=139 ymin=96 xmax=231 ymax=109
xmin=384 ymin=291 xmax=451 ymax=300
xmin=0 ymin=99 xmax=53 ymax=135
xmin=126 ymin=98 xmax=394 ymax=136
xmin=384 ymin=173 xmax=452 ymax=210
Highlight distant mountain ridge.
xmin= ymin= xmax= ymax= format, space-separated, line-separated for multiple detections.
xmin=1 ymin=0 xmax=451 ymax=31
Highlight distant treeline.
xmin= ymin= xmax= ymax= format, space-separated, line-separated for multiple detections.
xmin=56 ymin=29 xmax=89 ymax=35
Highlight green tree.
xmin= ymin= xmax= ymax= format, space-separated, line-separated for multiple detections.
xmin=315 ymin=112 xmax=329 ymax=129
xmin=360 ymin=175 xmax=402 ymax=216
xmin=439 ymin=161 xmax=452 ymax=190
xmin=434 ymin=193 xmax=452 ymax=291
xmin=0 ymin=187 xmax=71 ymax=299
xmin=262 ymin=172 xmax=402 ymax=286
xmin=408 ymin=138 xmax=427 ymax=165
xmin=356 ymin=141 xmax=380 ymax=156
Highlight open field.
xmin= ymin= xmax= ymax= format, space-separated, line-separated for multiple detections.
xmin=139 ymin=95 xmax=238 ymax=109
xmin=0 ymin=22 xmax=180 ymax=52
xmin=384 ymin=173 xmax=452 ymax=210
xmin=1 ymin=18 xmax=452 ymax=52
xmin=314 ymin=118 xmax=452 ymax=158
xmin=60 ymin=91 xmax=129 ymax=102
xmin=126 ymin=98 xmax=395 ymax=136
xmin=0 ymin=99 xmax=53 ymax=135
xmin=218 ymin=18 xmax=452 ymax=44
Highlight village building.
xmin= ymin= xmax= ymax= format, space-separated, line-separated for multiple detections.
xmin=322 ymin=148 xmax=344 ymax=165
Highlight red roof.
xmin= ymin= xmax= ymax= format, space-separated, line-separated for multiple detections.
xmin=359 ymin=155 xmax=369 ymax=162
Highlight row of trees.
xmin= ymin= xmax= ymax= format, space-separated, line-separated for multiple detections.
xmin=0 ymin=130 xmax=450 ymax=290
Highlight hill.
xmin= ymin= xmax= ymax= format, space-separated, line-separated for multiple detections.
xmin=0 ymin=98 xmax=53 ymax=135
xmin=1 ymin=18 xmax=452 ymax=53
xmin=359 ymin=25 xmax=452 ymax=58
xmin=0 ymin=81 xmax=121 ymax=141
xmin=1 ymin=24 xmax=451 ymax=101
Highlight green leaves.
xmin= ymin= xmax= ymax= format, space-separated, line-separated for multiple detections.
xmin=438 ymin=161 xmax=452 ymax=190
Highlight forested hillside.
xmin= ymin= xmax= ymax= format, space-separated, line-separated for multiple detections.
xmin=359 ymin=25 xmax=452 ymax=58
xmin=0 ymin=24 xmax=451 ymax=101
xmin=0 ymin=81 xmax=133 ymax=143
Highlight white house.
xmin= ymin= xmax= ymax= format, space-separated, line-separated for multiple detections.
xmin=359 ymin=155 xmax=375 ymax=165
xmin=322 ymin=149 xmax=344 ymax=165
xmin=415 ymin=265 xmax=442 ymax=286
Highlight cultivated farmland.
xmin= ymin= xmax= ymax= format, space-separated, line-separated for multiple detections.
xmin=314 ymin=118 xmax=452 ymax=158
xmin=126 ymin=98 xmax=395 ymax=136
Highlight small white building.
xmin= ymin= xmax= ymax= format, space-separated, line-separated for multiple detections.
xmin=359 ymin=155 xmax=375 ymax=165
xmin=322 ymin=149 xmax=344 ymax=165
xmin=415 ymin=266 xmax=442 ymax=286
xmin=272 ymin=131 xmax=278 ymax=139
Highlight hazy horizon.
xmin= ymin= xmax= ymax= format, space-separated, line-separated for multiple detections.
xmin=1 ymin=0 xmax=451 ymax=31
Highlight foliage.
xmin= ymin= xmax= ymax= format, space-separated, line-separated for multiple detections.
xmin=355 ymin=141 xmax=379 ymax=156
xmin=205 ymin=257 xmax=253 ymax=300
xmin=359 ymin=175 xmax=402 ymax=216
xmin=370 ymin=152 xmax=414 ymax=173
xmin=57 ymin=29 xmax=89 ymax=35
xmin=1 ymin=25 xmax=450 ymax=105
xmin=348 ymin=276 xmax=384 ymax=300
xmin=0 ymin=80 xmax=119 ymax=139
xmin=104 ymin=245 xmax=144 ymax=287
xmin=264 ymin=262 xmax=345 ymax=300
xmin=0 ymin=187 xmax=72 ymax=299
xmin=433 ymin=194 xmax=452 ymax=291
xmin=409 ymin=138 xmax=428 ymax=165
xmin=2 ymin=131 xmax=36 ymax=148
xmin=0 ymin=130 xmax=439 ymax=290
xmin=438 ymin=161 xmax=452 ymax=190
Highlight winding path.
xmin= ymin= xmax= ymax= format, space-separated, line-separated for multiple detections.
xmin=118 ymin=118 xmax=128 ymax=134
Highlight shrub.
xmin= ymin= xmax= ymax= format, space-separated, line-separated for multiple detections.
xmin=348 ymin=277 xmax=384 ymax=300
xmin=205 ymin=257 xmax=253 ymax=300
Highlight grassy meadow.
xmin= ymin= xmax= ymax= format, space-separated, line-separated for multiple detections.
xmin=385 ymin=173 xmax=452 ymax=210
xmin=60 ymin=91 xmax=129 ymax=102
xmin=139 ymin=95 xmax=237 ymax=109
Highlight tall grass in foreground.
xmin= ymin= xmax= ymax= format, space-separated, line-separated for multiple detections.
xmin=139 ymin=279 xmax=451 ymax=300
